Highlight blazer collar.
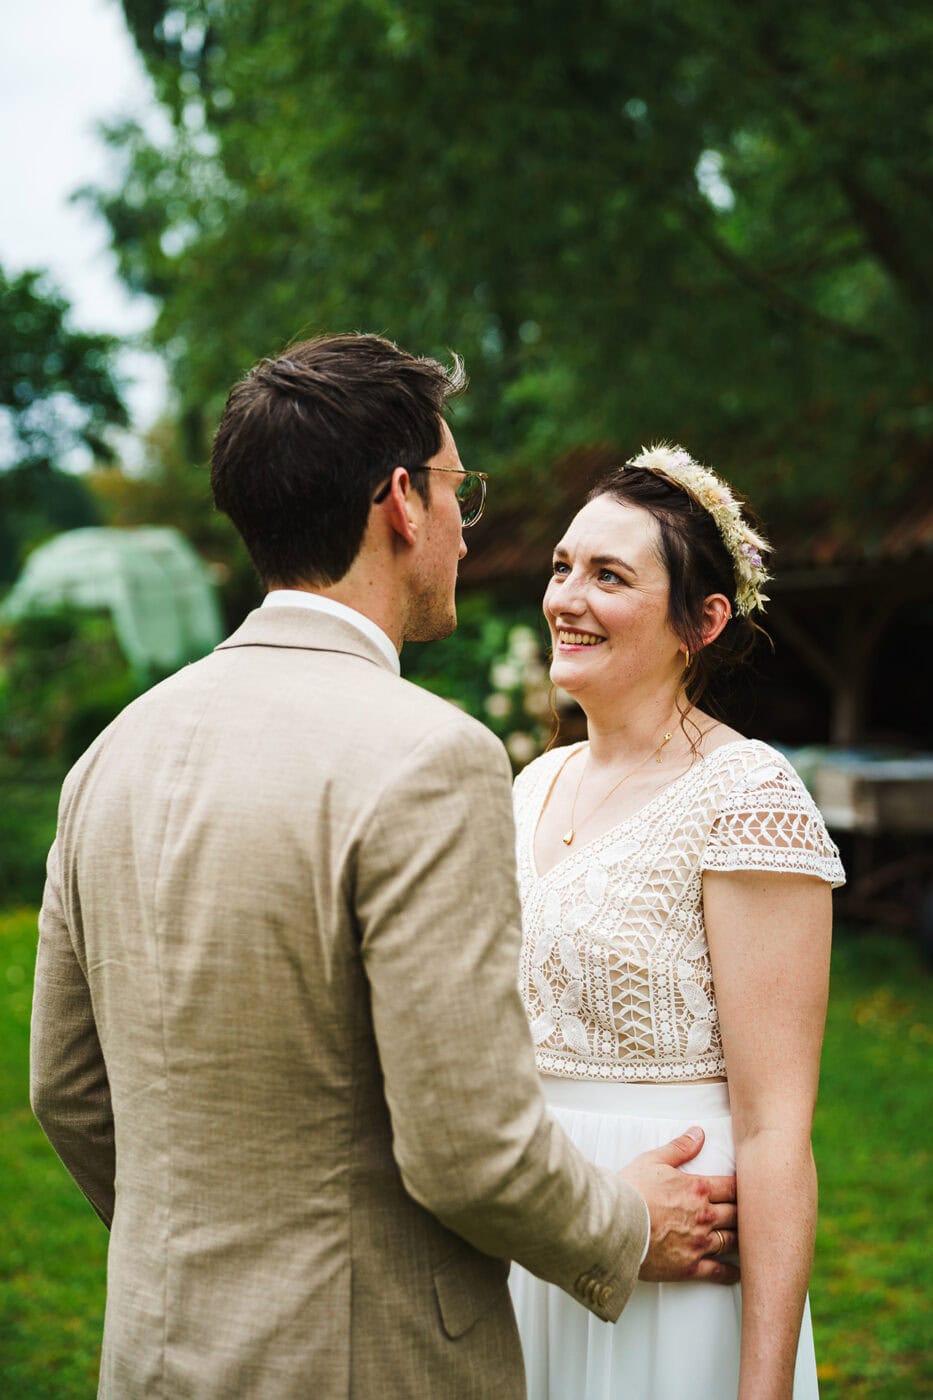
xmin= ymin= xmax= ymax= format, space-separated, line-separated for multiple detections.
xmin=215 ymin=605 xmax=399 ymax=674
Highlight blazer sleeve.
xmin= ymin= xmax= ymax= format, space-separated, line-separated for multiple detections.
xmin=30 ymin=835 xmax=116 ymax=1227
xmin=353 ymin=718 xmax=648 ymax=1322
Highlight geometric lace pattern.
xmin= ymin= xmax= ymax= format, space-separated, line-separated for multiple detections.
xmin=513 ymin=739 xmax=845 ymax=1084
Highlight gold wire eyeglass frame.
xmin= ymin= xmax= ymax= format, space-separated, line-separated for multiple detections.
xmin=372 ymin=467 xmax=489 ymax=527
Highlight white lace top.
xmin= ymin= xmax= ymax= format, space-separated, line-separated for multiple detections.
xmin=514 ymin=740 xmax=845 ymax=1083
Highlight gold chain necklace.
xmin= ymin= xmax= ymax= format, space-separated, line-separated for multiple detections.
xmin=561 ymin=731 xmax=674 ymax=846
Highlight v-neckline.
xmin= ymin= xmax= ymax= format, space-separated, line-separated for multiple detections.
xmin=529 ymin=738 xmax=752 ymax=882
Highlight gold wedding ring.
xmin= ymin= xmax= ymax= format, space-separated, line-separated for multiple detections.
xmin=712 ymin=1229 xmax=725 ymax=1256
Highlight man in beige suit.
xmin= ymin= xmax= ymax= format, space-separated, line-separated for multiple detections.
xmin=31 ymin=335 xmax=738 ymax=1398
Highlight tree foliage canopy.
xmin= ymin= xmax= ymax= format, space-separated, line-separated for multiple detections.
xmin=98 ymin=0 xmax=933 ymax=533
xmin=0 ymin=265 xmax=127 ymax=583
xmin=0 ymin=265 xmax=127 ymax=468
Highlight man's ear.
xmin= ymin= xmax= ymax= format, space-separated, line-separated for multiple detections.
xmin=378 ymin=468 xmax=421 ymax=546
xmin=700 ymin=594 xmax=732 ymax=647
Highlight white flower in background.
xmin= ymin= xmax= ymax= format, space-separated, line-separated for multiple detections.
xmin=483 ymin=625 xmax=554 ymax=766
xmin=485 ymin=692 xmax=511 ymax=719
xmin=506 ymin=731 xmax=538 ymax=765
xmin=522 ymin=659 xmax=548 ymax=686
xmin=491 ymin=660 xmax=521 ymax=691
xmin=508 ymin=626 xmax=540 ymax=662
xmin=524 ymin=684 xmax=551 ymax=719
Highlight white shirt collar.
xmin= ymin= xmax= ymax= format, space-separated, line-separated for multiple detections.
xmin=260 ymin=590 xmax=400 ymax=674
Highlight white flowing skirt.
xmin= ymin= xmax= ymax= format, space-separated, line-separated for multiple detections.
xmin=509 ymin=1078 xmax=818 ymax=1400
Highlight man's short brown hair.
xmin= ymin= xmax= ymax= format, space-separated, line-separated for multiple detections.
xmin=211 ymin=334 xmax=465 ymax=586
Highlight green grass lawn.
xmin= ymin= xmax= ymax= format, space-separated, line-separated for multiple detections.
xmin=0 ymin=909 xmax=106 ymax=1398
xmin=1 ymin=908 xmax=930 ymax=1398
xmin=810 ymin=934 xmax=932 ymax=1397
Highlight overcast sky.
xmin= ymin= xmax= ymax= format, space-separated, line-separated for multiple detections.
xmin=1 ymin=0 xmax=168 ymax=454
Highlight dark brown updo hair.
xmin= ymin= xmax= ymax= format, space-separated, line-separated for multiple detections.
xmin=586 ymin=464 xmax=767 ymax=712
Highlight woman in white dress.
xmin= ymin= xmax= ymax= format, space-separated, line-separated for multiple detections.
xmin=509 ymin=445 xmax=844 ymax=1400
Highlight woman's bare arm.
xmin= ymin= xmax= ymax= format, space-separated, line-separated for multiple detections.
xmin=703 ymin=869 xmax=832 ymax=1400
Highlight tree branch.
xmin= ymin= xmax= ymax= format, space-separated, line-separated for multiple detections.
xmin=749 ymin=25 xmax=933 ymax=310
xmin=836 ymin=171 xmax=933 ymax=309
xmin=681 ymin=207 xmax=883 ymax=350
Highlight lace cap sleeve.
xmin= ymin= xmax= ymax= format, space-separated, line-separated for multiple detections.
xmin=702 ymin=749 xmax=846 ymax=887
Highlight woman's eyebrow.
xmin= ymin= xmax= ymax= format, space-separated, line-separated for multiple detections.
xmin=591 ymin=553 xmax=637 ymax=575
xmin=551 ymin=545 xmax=637 ymax=573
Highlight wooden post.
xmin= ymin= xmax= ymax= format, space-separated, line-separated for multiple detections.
xmin=769 ymin=597 xmax=892 ymax=747
xmin=829 ymin=602 xmax=891 ymax=747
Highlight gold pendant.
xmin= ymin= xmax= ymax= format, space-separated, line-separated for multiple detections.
xmin=562 ymin=829 xmax=574 ymax=846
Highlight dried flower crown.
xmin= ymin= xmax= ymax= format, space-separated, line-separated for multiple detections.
xmin=624 ymin=444 xmax=771 ymax=616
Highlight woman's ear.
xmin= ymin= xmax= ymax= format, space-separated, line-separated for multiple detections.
xmin=699 ymin=593 xmax=732 ymax=647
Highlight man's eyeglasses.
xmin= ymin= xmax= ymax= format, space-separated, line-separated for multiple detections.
xmin=372 ymin=467 xmax=489 ymax=528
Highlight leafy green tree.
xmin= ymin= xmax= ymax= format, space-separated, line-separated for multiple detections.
xmin=91 ymin=0 xmax=931 ymax=532
xmin=0 ymin=265 xmax=127 ymax=582
xmin=0 ymin=265 xmax=127 ymax=466
xmin=0 ymin=460 xmax=102 ymax=586
xmin=88 ymin=418 xmax=260 ymax=624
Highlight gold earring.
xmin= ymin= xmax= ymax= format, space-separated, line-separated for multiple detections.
xmin=683 ymin=648 xmax=691 ymax=670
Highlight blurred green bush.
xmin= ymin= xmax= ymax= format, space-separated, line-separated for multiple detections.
xmin=0 ymin=593 xmax=560 ymax=903
xmin=401 ymin=593 xmax=558 ymax=767
xmin=0 ymin=609 xmax=142 ymax=905
xmin=0 ymin=609 xmax=139 ymax=765
xmin=0 ymin=761 xmax=62 ymax=908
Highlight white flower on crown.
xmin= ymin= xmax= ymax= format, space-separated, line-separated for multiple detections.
xmin=627 ymin=444 xmax=771 ymax=616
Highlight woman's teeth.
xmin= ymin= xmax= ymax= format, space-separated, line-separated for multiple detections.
xmin=558 ymin=631 xmax=604 ymax=646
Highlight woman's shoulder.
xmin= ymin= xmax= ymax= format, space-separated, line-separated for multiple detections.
xmin=685 ymin=730 xmax=818 ymax=812
xmin=696 ymin=727 xmax=798 ymax=780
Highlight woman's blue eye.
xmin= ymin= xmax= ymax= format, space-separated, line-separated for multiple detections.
xmin=599 ymin=569 xmax=623 ymax=584
xmin=552 ymin=561 xmax=570 ymax=575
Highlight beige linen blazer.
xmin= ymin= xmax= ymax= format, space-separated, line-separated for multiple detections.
xmin=31 ymin=607 xmax=647 ymax=1399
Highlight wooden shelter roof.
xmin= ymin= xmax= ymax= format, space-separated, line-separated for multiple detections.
xmin=458 ymin=447 xmax=933 ymax=596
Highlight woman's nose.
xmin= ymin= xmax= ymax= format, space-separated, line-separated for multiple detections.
xmin=559 ymin=596 xmax=586 ymax=616
xmin=547 ymin=575 xmax=586 ymax=616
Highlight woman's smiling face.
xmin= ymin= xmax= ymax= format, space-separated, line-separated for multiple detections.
xmin=543 ymin=494 xmax=683 ymax=701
